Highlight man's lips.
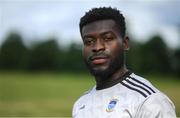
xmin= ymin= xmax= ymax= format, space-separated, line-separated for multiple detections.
xmin=90 ymin=56 xmax=109 ymax=65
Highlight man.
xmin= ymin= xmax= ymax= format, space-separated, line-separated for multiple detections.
xmin=73 ymin=7 xmax=176 ymax=118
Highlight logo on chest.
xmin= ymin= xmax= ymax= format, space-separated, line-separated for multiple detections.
xmin=106 ymin=99 xmax=119 ymax=112
xmin=79 ymin=105 xmax=85 ymax=110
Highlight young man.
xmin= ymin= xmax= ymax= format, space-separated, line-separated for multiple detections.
xmin=73 ymin=7 xmax=176 ymax=118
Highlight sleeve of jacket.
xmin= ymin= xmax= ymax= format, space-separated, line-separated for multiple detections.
xmin=135 ymin=92 xmax=176 ymax=118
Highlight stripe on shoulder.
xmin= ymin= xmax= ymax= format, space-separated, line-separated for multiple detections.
xmin=120 ymin=74 xmax=156 ymax=98
xmin=120 ymin=81 xmax=147 ymax=98
xmin=128 ymin=75 xmax=156 ymax=93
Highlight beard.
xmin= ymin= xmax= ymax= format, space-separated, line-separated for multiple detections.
xmin=84 ymin=50 xmax=125 ymax=80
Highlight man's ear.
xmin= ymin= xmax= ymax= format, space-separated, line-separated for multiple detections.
xmin=123 ymin=36 xmax=130 ymax=51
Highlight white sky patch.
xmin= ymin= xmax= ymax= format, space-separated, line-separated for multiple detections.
xmin=125 ymin=6 xmax=160 ymax=42
xmin=158 ymin=25 xmax=180 ymax=49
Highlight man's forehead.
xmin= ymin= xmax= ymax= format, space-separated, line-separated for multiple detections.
xmin=82 ymin=19 xmax=118 ymax=36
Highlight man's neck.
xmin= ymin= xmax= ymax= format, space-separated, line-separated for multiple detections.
xmin=95 ymin=66 xmax=129 ymax=90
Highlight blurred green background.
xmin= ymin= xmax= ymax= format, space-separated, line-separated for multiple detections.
xmin=0 ymin=32 xmax=179 ymax=117
xmin=0 ymin=32 xmax=180 ymax=117
xmin=0 ymin=11 xmax=180 ymax=117
xmin=0 ymin=0 xmax=180 ymax=117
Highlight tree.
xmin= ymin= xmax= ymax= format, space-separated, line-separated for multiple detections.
xmin=173 ymin=48 xmax=180 ymax=77
xmin=27 ymin=39 xmax=60 ymax=71
xmin=126 ymin=40 xmax=143 ymax=73
xmin=0 ymin=32 xmax=28 ymax=69
xmin=59 ymin=43 xmax=86 ymax=72
xmin=140 ymin=35 xmax=171 ymax=74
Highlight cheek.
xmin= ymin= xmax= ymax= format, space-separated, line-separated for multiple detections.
xmin=107 ymin=41 xmax=123 ymax=56
xmin=82 ymin=47 xmax=90 ymax=60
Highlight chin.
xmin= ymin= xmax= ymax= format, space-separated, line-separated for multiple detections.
xmin=93 ymin=65 xmax=108 ymax=71
xmin=90 ymin=66 xmax=111 ymax=79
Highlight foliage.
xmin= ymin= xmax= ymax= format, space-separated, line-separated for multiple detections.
xmin=27 ymin=39 xmax=60 ymax=71
xmin=0 ymin=32 xmax=179 ymax=76
xmin=172 ymin=48 xmax=180 ymax=76
xmin=0 ymin=32 xmax=28 ymax=69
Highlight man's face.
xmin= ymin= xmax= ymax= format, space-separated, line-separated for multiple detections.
xmin=81 ymin=19 xmax=127 ymax=79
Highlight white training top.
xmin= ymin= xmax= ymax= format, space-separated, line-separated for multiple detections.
xmin=72 ymin=72 xmax=176 ymax=118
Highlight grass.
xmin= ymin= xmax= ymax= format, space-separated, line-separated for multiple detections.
xmin=0 ymin=72 xmax=179 ymax=116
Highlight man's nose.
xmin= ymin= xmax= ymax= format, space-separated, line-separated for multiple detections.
xmin=92 ymin=39 xmax=105 ymax=52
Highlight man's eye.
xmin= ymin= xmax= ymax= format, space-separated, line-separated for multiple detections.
xmin=104 ymin=36 xmax=114 ymax=41
xmin=84 ymin=38 xmax=95 ymax=45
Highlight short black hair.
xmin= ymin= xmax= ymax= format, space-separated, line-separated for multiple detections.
xmin=79 ymin=7 xmax=126 ymax=38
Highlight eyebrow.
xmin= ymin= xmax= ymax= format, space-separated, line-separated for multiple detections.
xmin=99 ymin=31 xmax=113 ymax=37
xmin=83 ymin=31 xmax=113 ymax=39
xmin=82 ymin=35 xmax=94 ymax=39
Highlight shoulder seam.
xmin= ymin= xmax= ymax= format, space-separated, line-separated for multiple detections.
xmin=128 ymin=75 xmax=156 ymax=93
xmin=125 ymin=78 xmax=152 ymax=95
xmin=120 ymin=75 xmax=156 ymax=98
xmin=120 ymin=81 xmax=147 ymax=98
